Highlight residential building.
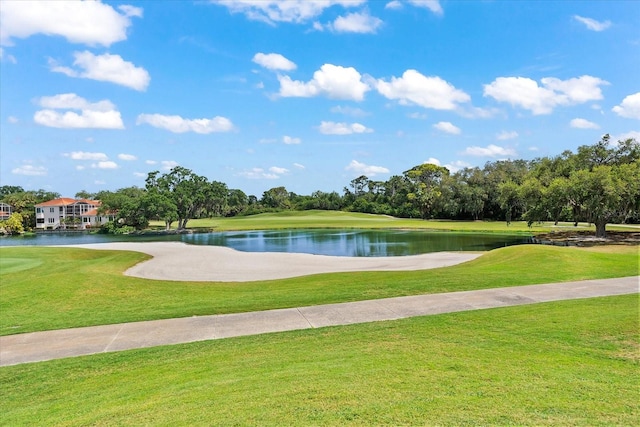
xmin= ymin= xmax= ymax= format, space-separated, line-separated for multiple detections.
xmin=35 ymin=198 xmax=116 ymax=231
xmin=0 ymin=203 xmax=12 ymax=221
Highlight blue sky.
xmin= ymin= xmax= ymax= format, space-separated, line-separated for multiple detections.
xmin=1 ymin=0 xmax=639 ymax=198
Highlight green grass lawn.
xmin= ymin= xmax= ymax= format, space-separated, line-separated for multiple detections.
xmin=150 ymin=210 xmax=640 ymax=233
xmin=1 ymin=294 xmax=637 ymax=426
xmin=1 ymin=244 xmax=637 ymax=335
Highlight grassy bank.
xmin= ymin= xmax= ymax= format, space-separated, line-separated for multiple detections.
xmin=1 ymin=294 xmax=637 ymax=425
xmin=1 ymin=245 xmax=637 ymax=335
xmin=151 ymin=210 xmax=640 ymax=233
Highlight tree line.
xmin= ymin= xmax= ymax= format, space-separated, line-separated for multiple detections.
xmin=1 ymin=135 xmax=638 ymax=237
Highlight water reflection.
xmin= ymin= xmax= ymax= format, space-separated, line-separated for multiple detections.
xmin=181 ymin=229 xmax=532 ymax=257
xmin=1 ymin=229 xmax=531 ymax=256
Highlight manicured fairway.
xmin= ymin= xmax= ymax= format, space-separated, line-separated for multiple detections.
xmin=1 ymin=295 xmax=637 ymax=426
xmin=0 ymin=244 xmax=637 ymax=335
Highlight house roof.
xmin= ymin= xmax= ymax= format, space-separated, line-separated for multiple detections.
xmin=35 ymin=198 xmax=102 ymax=207
xmin=35 ymin=198 xmax=77 ymax=207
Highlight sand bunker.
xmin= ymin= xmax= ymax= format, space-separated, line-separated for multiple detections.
xmin=70 ymin=242 xmax=481 ymax=282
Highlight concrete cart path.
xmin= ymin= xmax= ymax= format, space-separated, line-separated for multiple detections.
xmin=1 ymin=276 xmax=638 ymax=367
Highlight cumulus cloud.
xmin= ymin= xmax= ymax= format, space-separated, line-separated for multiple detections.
xmin=92 ymin=161 xmax=118 ymax=169
xmin=283 ymin=135 xmax=301 ymax=144
xmin=612 ymin=92 xmax=640 ymax=120
xmin=318 ymin=121 xmax=373 ymax=135
xmin=12 ymin=164 xmax=47 ymax=176
xmin=269 ymin=166 xmax=289 ymax=174
xmin=611 ymin=131 xmax=640 ymax=143
xmin=65 ymin=151 xmax=109 ymax=161
xmin=376 ymin=70 xmax=470 ymax=110
xmin=345 ymin=160 xmax=390 ymax=176
xmin=433 ymin=121 xmax=461 ymax=134
xmin=278 ymin=63 xmax=370 ymax=101
xmin=118 ymin=153 xmax=137 ymax=161
xmin=483 ymin=75 xmax=609 ymax=115
xmin=161 ymin=160 xmax=179 ymax=170
xmin=252 ymin=52 xmax=296 ymax=71
xmin=239 ymin=167 xmax=279 ymax=180
xmin=50 ymin=51 xmax=150 ymax=91
xmin=385 ymin=1 xmax=403 ymax=10
xmin=573 ymin=15 xmax=611 ymax=31
xmin=462 ymin=144 xmax=516 ymax=158
xmin=330 ymin=105 xmax=369 ymax=117
xmin=327 ymin=12 xmax=383 ymax=34
xmin=136 ymin=114 xmax=234 ymax=134
xmin=424 ymin=157 xmax=469 ymax=173
xmin=570 ymin=118 xmax=600 ymax=129
xmin=213 ymin=0 xmax=365 ymax=25
xmin=496 ymin=130 xmax=519 ymax=140
xmin=0 ymin=1 xmax=141 ymax=46
xmin=34 ymin=93 xmax=124 ymax=129
xmin=408 ymin=0 xmax=443 ymax=15
xmin=0 ymin=47 xmax=16 ymax=63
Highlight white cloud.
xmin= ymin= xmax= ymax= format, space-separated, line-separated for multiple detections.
xmin=612 ymin=92 xmax=640 ymax=119
xmin=331 ymin=105 xmax=369 ymax=117
xmin=213 ymin=0 xmax=365 ymax=25
xmin=408 ymin=112 xmax=428 ymax=119
xmin=94 ymin=180 xmax=106 ymax=185
xmin=92 ymin=161 xmax=118 ymax=169
xmin=463 ymin=144 xmax=516 ymax=158
xmin=118 ymin=5 xmax=143 ymax=18
xmin=424 ymin=157 xmax=469 ymax=173
xmin=433 ymin=121 xmax=461 ymax=134
xmin=496 ymin=130 xmax=519 ymax=141
xmin=65 ymin=151 xmax=108 ymax=161
xmin=283 ymin=135 xmax=301 ymax=144
xmin=239 ymin=167 xmax=279 ymax=180
xmin=376 ymin=70 xmax=470 ymax=110
xmin=408 ymin=0 xmax=444 ymax=15
xmin=269 ymin=166 xmax=289 ymax=174
xmin=76 ymin=165 xmax=85 ymax=171
xmin=278 ymin=63 xmax=369 ymax=101
xmin=133 ymin=172 xmax=147 ymax=178
xmin=50 ymin=51 xmax=150 ymax=91
xmin=318 ymin=121 xmax=373 ymax=135
xmin=345 ymin=160 xmax=390 ymax=176
xmin=293 ymin=163 xmax=305 ymax=169
xmin=118 ymin=153 xmax=137 ymax=161
xmin=38 ymin=93 xmax=115 ymax=111
xmin=252 ymin=52 xmax=296 ymax=71
xmin=611 ymin=131 xmax=640 ymax=143
xmin=570 ymin=118 xmax=600 ymax=129
xmin=329 ymin=12 xmax=383 ymax=34
xmin=145 ymin=160 xmax=157 ymax=165
xmin=573 ymin=15 xmax=611 ymax=31
xmin=7 ymin=116 xmax=18 ymax=124
xmin=34 ymin=93 xmax=124 ymax=129
xmin=483 ymin=75 xmax=609 ymax=115
xmin=161 ymin=160 xmax=179 ymax=170
xmin=385 ymin=1 xmax=403 ymax=10
xmin=136 ymin=114 xmax=234 ymax=134
xmin=0 ymin=1 xmax=140 ymax=47
xmin=0 ymin=47 xmax=16 ymax=63
xmin=11 ymin=164 xmax=47 ymax=176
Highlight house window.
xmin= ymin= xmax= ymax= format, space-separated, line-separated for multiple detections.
xmin=50 ymin=207 xmax=55 ymax=213
xmin=37 ymin=207 xmax=43 ymax=213
xmin=48 ymin=218 xmax=55 ymax=224
xmin=37 ymin=218 xmax=44 ymax=224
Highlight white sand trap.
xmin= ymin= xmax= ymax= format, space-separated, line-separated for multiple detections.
xmin=69 ymin=242 xmax=482 ymax=282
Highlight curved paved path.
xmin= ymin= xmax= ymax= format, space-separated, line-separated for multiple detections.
xmin=1 ymin=276 xmax=637 ymax=366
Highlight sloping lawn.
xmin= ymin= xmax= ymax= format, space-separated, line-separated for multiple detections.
xmin=1 ymin=295 xmax=637 ymax=426
xmin=1 ymin=244 xmax=637 ymax=335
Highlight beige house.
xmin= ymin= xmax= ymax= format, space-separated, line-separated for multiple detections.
xmin=35 ymin=198 xmax=115 ymax=230
xmin=0 ymin=202 xmax=12 ymax=221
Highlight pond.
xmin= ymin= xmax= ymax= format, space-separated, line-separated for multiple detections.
xmin=0 ymin=229 xmax=533 ymax=257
